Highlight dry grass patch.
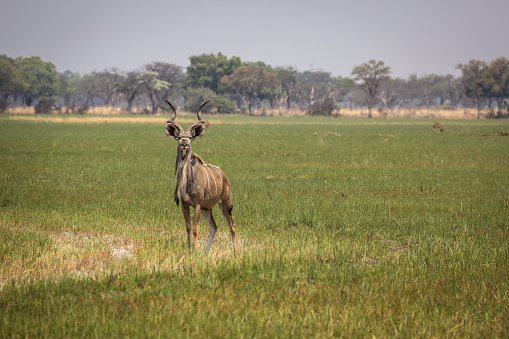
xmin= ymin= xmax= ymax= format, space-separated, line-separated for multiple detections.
xmin=0 ymin=227 xmax=138 ymax=284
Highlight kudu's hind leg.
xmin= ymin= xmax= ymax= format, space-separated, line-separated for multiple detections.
xmin=201 ymin=208 xmax=218 ymax=253
xmin=220 ymin=203 xmax=237 ymax=255
xmin=181 ymin=204 xmax=193 ymax=253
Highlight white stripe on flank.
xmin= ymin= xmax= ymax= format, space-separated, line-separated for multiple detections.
xmin=205 ymin=166 xmax=217 ymax=195
xmin=202 ymin=163 xmax=210 ymax=192
xmin=214 ymin=167 xmax=223 ymax=187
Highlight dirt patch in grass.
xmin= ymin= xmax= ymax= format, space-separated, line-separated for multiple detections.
xmin=483 ymin=131 xmax=509 ymax=136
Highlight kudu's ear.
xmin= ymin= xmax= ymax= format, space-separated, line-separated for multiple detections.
xmin=165 ymin=121 xmax=183 ymax=139
xmin=188 ymin=122 xmax=205 ymax=140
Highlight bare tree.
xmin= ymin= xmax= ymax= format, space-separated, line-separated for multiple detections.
xmin=117 ymin=70 xmax=142 ymax=113
xmin=88 ymin=70 xmax=122 ymax=107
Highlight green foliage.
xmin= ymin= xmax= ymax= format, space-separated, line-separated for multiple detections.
xmin=14 ymin=56 xmax=59 ymax=106
xmin=140 ymin=62 xmax=186 ymax=114
xmin=187 ymin=52 xmax=243 ymax=93
xmin=214 ymin=96 xmax=236 ymax=113
xmin=460 ymin=60 xmax=489 ymax=118
xmin=220 ymin=65 xmax=277 ymax=114
xmin=351 ymin=60 xmax=391 ymax=117
xmin=297 ymin=70 xmax=335 ymax=113
xmin=182 ymin=86 xmax=236 ymax=114
xmin=2 ymin=52 xmax=509 ymax=115
xmin=138 ymin=71 xmax=171 ymax=114
xmin=0 ymin=98 xmax=6 ymax=112
xmin=183 ymin=87 xmax=216 ymax=113
xmin=274 ymin=66 xmax=298 ymax=109
xmin=0 ymin=116 xmax=508 ymax=337
xmin=0 ymin=55 xmax=28 ymax=99
xmin=484 ymin=57 xmax=509 ymax=117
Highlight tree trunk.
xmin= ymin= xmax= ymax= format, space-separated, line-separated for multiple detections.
xmin=476 ymin=97 xmax=481 ymax=119
xmin=496 ymin=98 xmax=503 ymax=118
xmin=248 ymin=98 xmax=253 ymax=115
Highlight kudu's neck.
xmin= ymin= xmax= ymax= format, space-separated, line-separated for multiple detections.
xmin=175 ymin=146 xmax=193 ymax=173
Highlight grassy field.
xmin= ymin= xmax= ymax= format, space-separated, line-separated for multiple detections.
xmin=0 ymin=114 xmax=508 ymax=337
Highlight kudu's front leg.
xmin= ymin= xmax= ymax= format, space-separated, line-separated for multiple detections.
xmin=192 ymin=205 xmax=201 ymax=251
xmin=182 ymin=204 xmax=192 ymax=253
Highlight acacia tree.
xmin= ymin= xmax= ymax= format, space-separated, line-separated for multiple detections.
xmin=220 ymin=65 xmax=277 ymax=115
xmin=138 ymin=71 xmax=170 ymax=114
xmin=484 ymin=57 xmax=509 ymax=118
xmin=351 ymin=60 xmax=391 ymax=118
xmin=460 ymin=60 xmax=488 ymax=119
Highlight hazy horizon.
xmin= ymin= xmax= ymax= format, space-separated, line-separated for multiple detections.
xmin=1 ymin=0 xmax=508 ymax=79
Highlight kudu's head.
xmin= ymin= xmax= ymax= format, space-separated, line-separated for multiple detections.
xmin=164 ymin=100 xmax=210 ymax=157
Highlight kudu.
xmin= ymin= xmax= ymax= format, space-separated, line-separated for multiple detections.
xmin=164 ymin=100 xmax=236 ymax=255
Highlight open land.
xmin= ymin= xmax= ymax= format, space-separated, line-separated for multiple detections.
xmin=0 ymin=114 xmax=508 ymax=337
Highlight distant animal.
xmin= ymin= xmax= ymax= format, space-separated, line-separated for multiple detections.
xmin=164 ymin=99 xmax=236 ymax=255
xmin=433 ymin=123 xmax=444 ymax=133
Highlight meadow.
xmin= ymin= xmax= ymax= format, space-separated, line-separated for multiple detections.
xmin=0 ymin=114 xmax=508 ymax=337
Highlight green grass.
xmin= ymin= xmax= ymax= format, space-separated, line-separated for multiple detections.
xmin=0 ymin=114 xmax=508 ymax=337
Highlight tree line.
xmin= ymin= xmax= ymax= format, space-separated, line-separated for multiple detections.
xmin=1 ymin=53 xmax=508 ymax=118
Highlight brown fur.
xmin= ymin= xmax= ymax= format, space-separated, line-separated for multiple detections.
xmin=433 ymin=123 xmax=444 ymax=133
xmin=164 ymin=100 xmax=236 ymax=255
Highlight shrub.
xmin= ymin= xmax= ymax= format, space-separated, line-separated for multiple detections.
xmin=34 ymin=97 xmax=55 ymax=114
xmin=0 ymin=98 xmax=7 ymax=113
xmin=309 ymin=99 xmax=335 ymax=116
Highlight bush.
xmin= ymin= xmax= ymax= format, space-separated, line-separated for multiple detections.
xmin=214 ymin=97 xmax=236 ymax=113
xmin=183 ymin=87 xmax=217 ymax=114
xmin=34 ymin=97 xmax=55 ymax=114
xmin=0 ymin=98 xmax=7 ymax=113
xmin=309 ymin=99 xmax=335 ymax=116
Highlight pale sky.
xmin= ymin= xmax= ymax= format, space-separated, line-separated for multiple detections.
xmin=1 ymin=0 xmax=508 ymax=79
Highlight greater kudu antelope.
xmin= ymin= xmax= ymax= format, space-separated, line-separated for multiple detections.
xmin=164 ymin=100 xmax=236 ymax=255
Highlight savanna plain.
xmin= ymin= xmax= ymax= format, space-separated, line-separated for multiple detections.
xmin=0 ymin=114 xmax=508 ymax=338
